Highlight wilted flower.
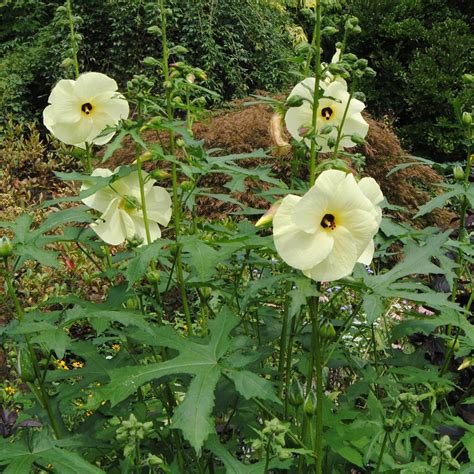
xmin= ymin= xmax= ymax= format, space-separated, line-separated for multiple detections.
xmin=81 ymin=168 xmax=172 ymax=246
xmin=273 ymin=170 xmax=383 ymax=281
xmin=284 ymin=77 xmax=368 ymax=152
xmin=43 ymin=72 xmax=129 ymax=147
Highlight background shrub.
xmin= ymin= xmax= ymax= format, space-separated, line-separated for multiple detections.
xmin=0 ymin=0 xmax=294 ymax=130
xmin=346 ymin=0 xmax=474 ymax=161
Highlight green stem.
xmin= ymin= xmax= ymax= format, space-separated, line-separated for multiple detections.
xmin=331 ymin=87 xmax=355 ymax=159
xmin=309 ymin=2 xmax=322 ymax=187
xmin=284 ymin=310 xmax=300 ymax=419
xmin=160 ymin=0 xmax=193 ymax=336
xmin=374 ymin=431 xmax=389 ymax=474
xmin=263 ymin=438 xmax=272 ymax=474
xmin=136 ymin=157 xmax=152 ymax=245
xmin=3 ymin=259 xmax=63 ymax=439
xmin=66 ymin=0 xmax=80 ymax=79
xmin=313 ymin=304 xmax=324 ymax=474
xmin=278 ymin=281 xmax=292 ymax=397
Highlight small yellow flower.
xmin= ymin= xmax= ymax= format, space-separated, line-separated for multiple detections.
xmin=112 ymin=344 xmax=121 ymax=352
xmin=55 ymin=360 xmax=70 ymax=370
xmin=72 ymin=361 xmax=84 ymax=369
xmin=5 ymin=386 xmax=16 ymax=396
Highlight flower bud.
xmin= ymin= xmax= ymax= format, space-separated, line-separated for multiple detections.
xmin=146 ymin=271 xmax=161 ymax=284
xmin=194 ymin=68 xmax=207 ymax=81
xmin=326 ymin=136 xmax=337 ymax=149
xmin=163 ymin=80 xmax=172 ymax=90
xmin=462 ymin=111 xmax=472 ymax=125
xmin=61 ymin=57 xmax=74 ymax=69
xmin=457 ymin=357 xmax=472 ymax=371
xmin=364 ymin=67 xmax=376 ymax=78
xmin=147 ymin=25 xmax=161 ymax=36
xmin=322 ymin=26 xmax=339 ymax=36
xmin=286 ymin=95 xmax=304 ymax=108
xmin=150 ymin=168 xmax=170 ymax=180
xmin=445 ymin=338 xmax=460 ymax=352
xmin=343 ymin=53 xmax=358 ymax=63
xmin=295 ymin=42 xmax=311 ymax=55
xmin=355 ymin=58 xmax=368 ymax=69
xmin=0 ymin=236 xmax=13 ymax=257
xmin=169 ymin=45 xmax=188 ymax=55
xmin=320 ymin=322 xmax=336 ymax=339
xmin=453 ymin=165 xmax=464 ymax=181
xmin=255 ymin=201 xmax=281 ymax=227
xmin=180 ymin=180 xmax=193 ymax=191
xmin=383 ymin=418 xmax=396 ymax=432
xmin=320 ymin=125 xmax=333 ymax=135
xmin=186 ymin=73 xmax=196 ymax=84
xmin=288 ymin=379 xmax=304 ymax=407
xmin=304 ymin=391 xmax=317 ymax=417
xmin=138 ymin=151 xmax=153 ymax=162
xmin=351 ymin=133 xmax=366 ymax=145
xmin=125 ymin=298 xmax=139 ymax=310
xmin=328 ymin=63 xmax=347 ymax=75
xmin=143 ymin=56 xmax=160 ymax=67
xmin=353 ymin=91 xmax=366 ymax=102
xmin=176 ymin=138 xmax=185 ymax=148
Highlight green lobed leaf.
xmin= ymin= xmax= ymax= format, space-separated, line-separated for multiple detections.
xmin=172 ymin=367 xmax=221 ymax=454
xmin=225 ymin=369 xmax=280 ymax=404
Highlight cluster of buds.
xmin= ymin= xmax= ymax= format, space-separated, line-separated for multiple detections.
xmin=116 ymin=414 xmax=154 ymax=457
xmin=251 ymin=418 xmax=292 ymax=461
xmin=431 ymin=435 xmax=460 ymax=470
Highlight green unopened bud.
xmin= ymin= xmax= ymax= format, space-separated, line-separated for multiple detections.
xmin=125 ymin=298 xmax=139 ymax=310
xmin=278 ymin=449 xmax=292 ymax=461
xmin=146 ymin=271 xmax=160 ymax=284
xmin=61 ymin=57 xmax=74 ymax=69
xmin=353 ymin=91 xmax=366 ymax=102
xmin=328 ymin=63 xmax=347 ymax=75
xmin=194 ymin=68 xmax=207 ymax=81
xmin=0 ymin=236 xmax=13 ymax=257
xmin=176 ymin=138 xmax=185 ymax=148
xmin=320 ymin=322 xmax=336 ymax=339
xmin=147 ymin=25 xmax=162 ymax=36
xmin=351 ymin=133 xmax=365 ymax=145
xmin=143 ymin=56 xmax=160 ymax=67
xmin=383 ymin=418 xmax=396 ymax=432
xmin=453 ymin=165 xmax=464 ymax=181
xmin=355 ymin=58 xmax=368 ymax=69
xmin=327 ymin=136 xmax=337 ymax=149
xmin=322 ymin=26 xmax=339 ymax=36
xmin=304 ymin=392 xmax=317 ymax=417
xmin=320 ymin=125 xmax=333 ymax=135
xmin=288 ymin=379 xmax=305 ymax=407
xmin=343 ymin=53 xmax=358 ymax=63
xmin=286 ymin=95 xmax=304 ymax=108
xmin=169 ymin=45 xmax=188 ymax=55
xmin=364 ymin=67 xmax=376 ymax=78
xmin=462 ymin=111 xmax=472 ymax=125
xmin=350 ymin=25 xmax=362 ymax=34
xmin=150 ymin=168 xmax=170 ymax=180
xmin=295 ymin=42 xmax=311 ymax=55
xmin=138 ymin=151 xmax=153 ymax=163
xmin=445 ymin=338 xmax=460 ymax=353
xmin=164 ymin=8 xmax=173 ymax=16
xmin=462 ymin=73 xmax=474 ymax=84
xmin=180 ymin=180 xmax=193 ymax=191
xmin=163 ymin=80 xmax=172 ymax=90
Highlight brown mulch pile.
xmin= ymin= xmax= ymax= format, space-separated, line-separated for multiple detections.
xmin=108 ymin=99 xmax=455 ymax=228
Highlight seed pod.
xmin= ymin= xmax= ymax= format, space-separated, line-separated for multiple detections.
xmin=304 ymin=391 xmax=317 ymax=417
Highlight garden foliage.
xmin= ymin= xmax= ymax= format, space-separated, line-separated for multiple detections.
xmin=0 ymin=1 xmax=473 ymax=473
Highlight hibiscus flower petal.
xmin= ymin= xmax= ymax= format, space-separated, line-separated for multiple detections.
xmin=274 ymin=195 xmax=334 ymax=269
